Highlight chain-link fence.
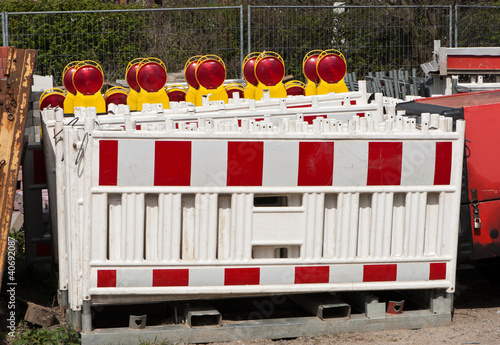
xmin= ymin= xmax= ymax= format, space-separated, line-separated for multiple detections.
xmin=249 ymin=5 xmax=453 ymax=80
xmin=1 ymin=5 xmax=500 ymax=86
xmin=455 ymin=5 xmax=500 ymax=48
xmin=2 ymin=7 xmax=243 ymax=85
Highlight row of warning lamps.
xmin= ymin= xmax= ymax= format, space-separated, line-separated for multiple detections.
xmin=39 ymin=50 xmax=349 ymax=115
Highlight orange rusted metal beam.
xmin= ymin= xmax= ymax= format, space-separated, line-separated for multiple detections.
xmin=0 ymin=48 xmax=37 ymax=290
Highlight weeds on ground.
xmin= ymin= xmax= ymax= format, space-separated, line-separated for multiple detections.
xmin=13 ymin=322 xmax=80 ymax=345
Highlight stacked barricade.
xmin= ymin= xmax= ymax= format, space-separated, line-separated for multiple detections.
xmin=41 ymin=89 xmax=465 ymax=333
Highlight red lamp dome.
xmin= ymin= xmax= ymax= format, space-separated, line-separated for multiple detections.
xmin=166 ymin=85 xmax=187 ymax=102
xmin=242 ymin=52 xmax=260 ymax=86
xmin=62 ymin=61 xmax=80 ymax=95
xmin=126 ymin=58 xmax=143 ymax=92
xmin=196 ymin=55 xmax=226 ymax=90
xmin=255 ymin=52 xmax=285 ymax=86
xmin=73 ymin=63 xmax=104 ymax=95
xmin=184 ymin=56 xmax=202 ymax=89
xmin=303 ymin=50 xmax=323 ymax=84
xmin=136 ymin=60 xmax=167 ymax=93
xmin=317 ymin=50 xmax=347 ymax=84
xmin=39 ymin=88 xmax=66 ymax=110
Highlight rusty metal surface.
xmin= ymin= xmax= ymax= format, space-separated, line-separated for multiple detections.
xmin=0 ymin=48 xmax=37 ymax=290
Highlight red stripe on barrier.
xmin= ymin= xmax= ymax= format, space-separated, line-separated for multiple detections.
xmin=434 ymin=142 xmax=452 ymax=185
xmin=298 ymin=141 xmax=334 ymax=186
xmin=227 ymin=141 xmax=264 ymax=186
xmin=154 ymin=141 xmax=191 ymax=186
xmin=36 ymin=242 xmax=51 ymax=257
xmin=429 ymin=263 xmax=447 ymax=280
xmin=99 ymin=140 xmax=118 ymax=186
xmin=152 ymin=269 xmax=189 ymax=286
xmin=367 ymin=142 xmax=402 ymax=185
xmin=33 ymin=149 xmax=47 ymax=184
xmin=295 ymin=266 xmax=329 ymax=284
xmin=304 ymin=115 xmax=327 ymax=124
xmin=224 ymin=268 xmax=260 ymax=285
xmin=363 ymin=264 xmax=397 ymax=282
xmin=97 ymin=270 xmax=117 ymax=288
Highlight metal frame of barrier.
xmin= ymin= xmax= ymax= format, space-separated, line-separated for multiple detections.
xmin=44 ymin=104 xmax=464 ymax=330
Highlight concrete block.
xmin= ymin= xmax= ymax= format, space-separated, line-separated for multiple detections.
xmin=365 ymin=296 xmax=386 ymax=319
xmin=431 ymin=293 xmax=453 ymax=314
xmin=31 ymin=75 xmax=53 ymax=92
xmin=24 ymin=302 xmax=56 ymax=327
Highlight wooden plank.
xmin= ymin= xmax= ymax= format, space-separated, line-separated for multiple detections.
xmin=0 ymin=48 xmax=37 ymax=290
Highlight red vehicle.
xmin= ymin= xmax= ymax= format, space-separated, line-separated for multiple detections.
xmin=397 ymin=90 xmax=500 ymax=267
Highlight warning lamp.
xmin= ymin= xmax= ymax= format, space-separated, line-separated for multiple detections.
xmin=254 ymin=51 xmax=287 ymax=100
xmin=62 ymin=61 xmax=80 ymax=114
xmin=166 ymin=84 xmax=187 ymax=102
xmin=285 ymin=80 xmax=306 ymax=96
xmin=135 ymin=57 xmax=169 ymax=111
xmin=184 ymin=55 xmax=202 ymax=105
xmin=125 ymin=58 xmax=144 ymax=111
xmin=39 ymin=88 xmax=66 ymax=111
xmin=72 ymin=60 xmax=106 ymax=114
xmin=194 ymin=55 xmax=228 ymax=106
xmin=104 ymin=86 xmax=129 ymax=112
xmin=316 ymin=49 xmax=349 ymax=95
xmin=225 ymin=83 xmax=245 ymax=99
xmin=302 ymin=50 xmax=323 ymax=96
xmin=242 ymin=52 xmax=260 ymax=99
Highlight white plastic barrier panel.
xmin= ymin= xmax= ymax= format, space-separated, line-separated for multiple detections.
xmin=55 ymin=111 xmax=464 ymax=309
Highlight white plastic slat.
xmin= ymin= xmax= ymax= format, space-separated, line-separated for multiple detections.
xmin=159 ymin=193 xmax=182 ymax=261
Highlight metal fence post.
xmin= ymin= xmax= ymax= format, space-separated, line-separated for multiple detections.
xmin=247 ymin=5 xmax=252 ymax=55
xmin=240 ymin=5 xmax=244 ymax=77
xmin=449 ymin=5 xmax=453 ymax=48
xmin=454 ymin=5 xmax=458 ymax=47
xmin=2 ymin=12 xmax=9 ymax=47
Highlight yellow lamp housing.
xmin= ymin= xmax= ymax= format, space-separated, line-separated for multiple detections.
xmin=166 ymin=84 xmax=187 ymax=103
xmin=62 ymin=61 xmax=81 ymax=115
xmin=194 ymin=55 xmax=228 ymax=106
xmin=303 ymin=50 xmax=324 ymax=96
xmin=254 ymin=51 xmax=287 ymax=100
xmin=135 ymin=57 xmax=169 ymax=111
xmin=242 ymin=52 xmax=261 ymax=99
xmin=284 ymin=80 xmax=306 ymax=96
xmin=104 ymin=86 xmax=129 ymax=112
xmin=125 ymin=58 xmax=144 ymax=111
xmin=316 ymin=49 xmax=349 ymax=95
xmin=71 ymin=60 xmax=106 ymax=114
xmin=225 ymin=82 xmax=245 ymax=100
xmin=184 ymin=55 xmax=203 ymax=105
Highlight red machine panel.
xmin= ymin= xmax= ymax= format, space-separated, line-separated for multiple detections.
xmin=470 ymin=199 xmax=500 ymax=260
xmin=448 ymin=55 xmax=500 ymax=71
xmin=464 ymin=102 xmax=500 ymax=202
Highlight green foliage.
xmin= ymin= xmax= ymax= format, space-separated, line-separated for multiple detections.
xmin=14 ymin=324 xmax=80 ymax=345
xmin=9 ymin=227 xmax=25 ymax=255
